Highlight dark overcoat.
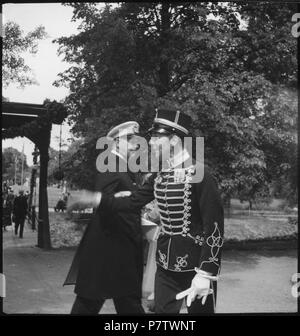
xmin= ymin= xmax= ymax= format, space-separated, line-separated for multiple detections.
xmin=13 ymin=195 xmax=28 ymax=220
xmin=64 ymin=154 xmax=144 ymax=300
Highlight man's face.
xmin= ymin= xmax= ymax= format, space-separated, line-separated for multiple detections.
xmin=118 ymin=134 xmax=140 ymax=160
xmin=149 ymin=132 xmax=172 ymax=165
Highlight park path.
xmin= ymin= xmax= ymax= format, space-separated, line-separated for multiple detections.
xmin=2 ymin=225 xmax=298 ymax=314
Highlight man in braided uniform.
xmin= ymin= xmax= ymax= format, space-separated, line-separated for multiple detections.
xmin=68 ymin=108 xmax=224 ymax=314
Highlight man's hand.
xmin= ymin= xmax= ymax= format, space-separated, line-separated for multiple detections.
xmin=176 ymin=273 xmax=213 ymax=307
xmin=67 ymin=190 xmax=101 ymax=215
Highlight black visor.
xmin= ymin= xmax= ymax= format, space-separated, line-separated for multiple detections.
xmin=147 ymin=122 xmax=187 ymax=138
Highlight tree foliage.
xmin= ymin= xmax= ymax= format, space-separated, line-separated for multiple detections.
xmin=2 ymin=21 xmax=48 ymax=88
xmin=2 ymin=147 xmax=29 ymax=184
xmin=54 ymin=2 xmax=297 ymax=204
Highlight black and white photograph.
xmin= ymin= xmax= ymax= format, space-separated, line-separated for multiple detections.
xmin=1 ymin=2 xmax=299 ymax=317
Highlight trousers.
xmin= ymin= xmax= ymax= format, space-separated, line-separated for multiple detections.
xmin=15 ymin=217 xmax=26 ymax=238
xmin=154 ymin=266 xmax=217 ymax=314
xmin=70 ymin=294 xmax=145 ymax=315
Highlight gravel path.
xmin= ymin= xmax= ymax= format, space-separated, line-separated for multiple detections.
xmin=3 ymin=228 xmax=298 ymax=314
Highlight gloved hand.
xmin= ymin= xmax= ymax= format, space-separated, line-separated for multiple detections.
xmin=114 ymin=191 xmax=132 ymax=198
xmin=176 ymin=273 xmax=213 ymax=307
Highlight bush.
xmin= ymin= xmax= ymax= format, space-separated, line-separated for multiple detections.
xmin=288 ymin=217 xmax=298 ymax=226
xmin=49 ymin=212 xmax=86 ymax=248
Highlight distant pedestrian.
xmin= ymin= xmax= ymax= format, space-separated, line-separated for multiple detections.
xmin=13 ymin=190 xmax=28 ymax=238
xmin=63 ymin=192 xmax=68 ymax=203
xmin=54 ymin=195 xmax=66 ymax=212
xmin=2 ymin=189 xmax=15 ymax=231
xmin=63 ymin=192 xmax=70 ymax=207
xmin=7 ymin=188 xmax=15 ymax=204
xmin=3 ymin=196 xmax=11 ymax=231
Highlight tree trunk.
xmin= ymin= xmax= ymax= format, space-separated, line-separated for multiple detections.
xmin=28 ymin=167 xmax=37 ymax=230
xmin=28 ymin=146 xmax=39 ymax=230
xmin=37 ymin=127 xmax=51 ymax=249
xmin=224 ymin=196 xmax=231 ymax=218
xmin=158 ymin=3 xmax=171 ymax=96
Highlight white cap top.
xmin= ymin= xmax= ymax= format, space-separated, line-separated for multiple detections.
xmin=106 ymin=121 xmax=140 ymax=141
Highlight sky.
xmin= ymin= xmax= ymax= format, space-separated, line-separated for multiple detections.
xmin=2 ymin=3 xmax=105 ymax=165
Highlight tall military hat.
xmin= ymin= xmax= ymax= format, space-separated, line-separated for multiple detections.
xmin=148 ymin=108 xmax=192 ymax=137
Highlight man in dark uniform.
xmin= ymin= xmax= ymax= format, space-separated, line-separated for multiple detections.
xmin=69 ymin=109 xmax=224 ymax=314
xmin=64 ymin=121 xmax=145 ymax=314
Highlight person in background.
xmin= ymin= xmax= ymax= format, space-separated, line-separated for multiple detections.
xmin=3 ymin=188 xmax=15 ymax=231
xmin=25 ymin=190 xmax=30 ymax=202
xmin=13 ymin=190 xmax=28 ymax=238
xmin=7 ymin=188 xmax=15 ymax=208
xmin=3 ymin=192 xmax=13 ymax=231
xmin=63 ymin=192 xmax=69 ymax=207
xmin=54 ymin=195 xmax=66 ymax=212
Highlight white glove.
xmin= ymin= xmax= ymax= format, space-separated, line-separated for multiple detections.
xmin=176 ymin=273 xmax=213 ymax=307
xmin=114 ymin=191 xmax=132 ymax=198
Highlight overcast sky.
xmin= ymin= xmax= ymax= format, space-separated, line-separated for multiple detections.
xmin=2 ymin=3 xmax=105 ymax=165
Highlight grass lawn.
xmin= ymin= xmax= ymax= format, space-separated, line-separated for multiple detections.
xmin=229 ymin=198 xmax=287 ymax=211
xmin=224 ymin=217 xmax=297 ymax=242
xmin=48 ymin=211 xmax=298 ymax=249
xmin=9 ymin=185 xmax=80 ymax=209
xmin=17 ymin=184 xmax=293 ymax=211
xmin=35 ymin=186 xmax=82 ymax=209
xmin=25 ymin=186 xmax=297 ymax=248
